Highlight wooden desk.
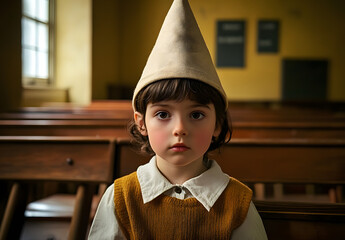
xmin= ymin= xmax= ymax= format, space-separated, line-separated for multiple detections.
xmin=0 ymin=136 xmax=115 ymax=240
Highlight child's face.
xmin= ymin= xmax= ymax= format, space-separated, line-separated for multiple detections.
xmin=135 ymin=99 xmax=220 ymax=169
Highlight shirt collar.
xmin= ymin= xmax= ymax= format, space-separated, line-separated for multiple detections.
xmin=137 ymin=156 xmax=230 ymax=211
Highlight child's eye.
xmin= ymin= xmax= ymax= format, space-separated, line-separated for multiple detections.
xmin=155 ymin=111 xmax=170 ymax=120
xmin=190 ymin=112 xmax=205 ymax=120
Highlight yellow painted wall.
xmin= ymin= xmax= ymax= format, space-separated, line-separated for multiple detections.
xmin=117 ymin=0 xmax=169 ymax=90
xmin=115 ymin=0 xmax=345 ymax=101
xmin=92 ymin=0 xmax=120 ymax=99
xmin=55 ymin=0 xmax=92 ymax=105
xmin=3 ymin=0 xmax=345 ymax=107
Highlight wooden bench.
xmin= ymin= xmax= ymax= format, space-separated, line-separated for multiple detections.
xmin=2 ymin=100 xmax=344 ymax=122
xmin=1 ymin=100 xmax=345 ymax=140
xmin=0 ymin=119 xmax=130 ymax=138
xmin=24 ymin=100 xmax=133 ymax=111
xmin=232 ymin=121 xmax=345 ymax=139
xmin=0 ymin=136 xmax=115 ymax=240
xmin=254 ymin=200 xmax=345 ymax=240
xmin=8 ymin=100 xmax=345 ymax=122
xmin=0 ymin=101 xmax=133 ymax=120
xmin=229 ymin=101 xmax=345 ymax=122
xmin=0 ymin=111 xmax=132 ymax=120
xmin=1 ymin=119 xmax=345 ymax=140
xmin=0 ymin=101 xmax=133 ymax=138
xmin=211 ymin=138 xmax=345 ymax=202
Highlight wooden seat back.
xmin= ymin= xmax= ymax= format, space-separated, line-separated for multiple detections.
xmin=211 ymin=138 xmax=345 ymax=184
xmin=254 ymin=200 xmax=345 ymax=240
xmin=115 ymin=138 xmax=345 ymax=184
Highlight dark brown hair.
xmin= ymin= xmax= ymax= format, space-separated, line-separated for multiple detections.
xmin=129 ymin=78 xmax=232 ymax=155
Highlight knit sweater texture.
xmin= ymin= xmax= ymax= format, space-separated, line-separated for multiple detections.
xmin=114 ymin=172 xmax=252 ymax=240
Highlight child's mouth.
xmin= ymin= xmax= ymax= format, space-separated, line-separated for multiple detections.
xmin=170 ymin=143 xmax=190 ymax=152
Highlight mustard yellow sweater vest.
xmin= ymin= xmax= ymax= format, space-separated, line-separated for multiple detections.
xmin=114 ymin=172 xmax=252 ymax=240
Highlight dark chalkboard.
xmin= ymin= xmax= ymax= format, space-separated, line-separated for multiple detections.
xmin=257 ymin=20 xmax=279 ymax=53
xmin=216 ymin=20 xmax=245 ymax=67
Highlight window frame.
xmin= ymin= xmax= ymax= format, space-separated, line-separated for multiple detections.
xmin=22 ymin=0 xmax=55 ymax=86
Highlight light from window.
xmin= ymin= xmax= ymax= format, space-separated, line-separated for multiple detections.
xmin=22 ymin=0 xmax=50 ymax=84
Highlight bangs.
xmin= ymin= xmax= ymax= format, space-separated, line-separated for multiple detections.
xmin=139 ymin=78 xmax=218 ymax=107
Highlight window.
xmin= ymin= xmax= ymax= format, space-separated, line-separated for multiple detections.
xmin=22 ymin=0 xmax=54 ymax=86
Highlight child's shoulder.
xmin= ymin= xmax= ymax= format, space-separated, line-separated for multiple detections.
xmin=227 ymin=177 xmax=253 ymax=197
xmin=114 ymin=171 xmax=138 ymax=183
xmin=114 ymin=172 xmax=140 ymax=193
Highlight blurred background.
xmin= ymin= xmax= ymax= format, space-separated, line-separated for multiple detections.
xmin=1 ymin=0 xmax=345 ymax=110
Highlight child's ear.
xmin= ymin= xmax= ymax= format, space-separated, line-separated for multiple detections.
xmin=134 ymin=111 xmax=148 ymax=136
xmin=213 ymin=125 xmax=221 ymax=138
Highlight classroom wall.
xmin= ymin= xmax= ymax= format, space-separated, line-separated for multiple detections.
xmin=55 ymin=0 xmax=92 ymax=105
xmin=92 ymin=0 xmax=120 ymax=100
xmin=116 ymin=0 xmax=169 ymax=98
xmin=2 ymin=0 xmax=344 ymax=107
xmin=110 ymin=0 xmax=345 ymax=101
xmin=198 ymin=0 xmax=345 ymax=101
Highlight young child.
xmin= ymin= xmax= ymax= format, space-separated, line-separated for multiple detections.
xmin=89 ymin=0 xmax=267 ymax=239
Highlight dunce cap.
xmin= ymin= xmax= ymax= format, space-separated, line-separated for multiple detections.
xmin=132 ymin=0 xmax=228 ymax=110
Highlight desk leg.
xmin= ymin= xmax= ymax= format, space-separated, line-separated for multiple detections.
xmin=0 ymin=183 xmax=28 ymax=240
xmin=68 ymin=184 xmax=94 ymax=240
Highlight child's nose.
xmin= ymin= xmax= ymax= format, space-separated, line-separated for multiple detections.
xmin=173 ymin=118 xmax=188 ymax=136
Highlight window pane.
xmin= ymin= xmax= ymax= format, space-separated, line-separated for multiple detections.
xmin=22 ymin=0 xmax=51 ymax=83
xmin=23 ymin=48 xmax=36 ymax=77
xmin=38 ymin=23 xmax=48 ymax=51
xmin=23 ymin=0 xmax=36 ymax=18
xmin=37 ymin=0 xmax=49 ymax=22
xmin=37 ymin=51 xmax=48 ymax=78
xmin=22 ymin=18 xmax=36 ymax=48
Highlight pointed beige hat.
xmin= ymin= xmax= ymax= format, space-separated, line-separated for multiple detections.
xmin=132 ymin=0 xmax=227 ymax=109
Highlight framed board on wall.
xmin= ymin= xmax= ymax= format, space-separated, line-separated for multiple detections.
xmin=257 ymin=20 xmax=280 ymax=53
xmin=216 ymin=20 xmax=245 ymax=67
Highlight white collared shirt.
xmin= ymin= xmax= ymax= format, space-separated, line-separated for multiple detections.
xmin=88 ymin=157 xmax=267 ymax=240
